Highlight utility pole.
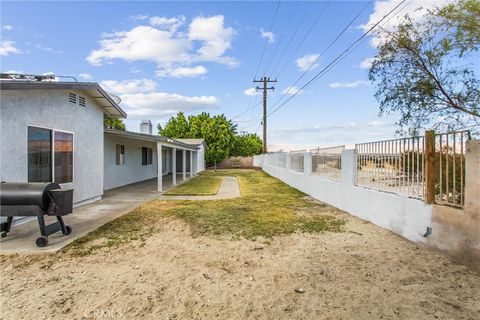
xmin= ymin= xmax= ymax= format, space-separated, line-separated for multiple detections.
xmin=254 ymin=76 xmax=276 ymax=153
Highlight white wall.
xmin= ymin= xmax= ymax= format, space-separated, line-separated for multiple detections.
xmin=104 ymin=134 xmax=158 ymax=190
xmin=196 ymin=144 xmax=206 ymax=172
xmin=255 ymin=150 xmax=433 ymax=244
xmin=1 ymin=89 xmax=104 ymax=205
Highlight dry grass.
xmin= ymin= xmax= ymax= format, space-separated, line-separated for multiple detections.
xmin=65 ymin=170 xmax=345 ymax=256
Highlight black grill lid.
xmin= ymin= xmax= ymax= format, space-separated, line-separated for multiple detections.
xmin=0 ymin=182 xmax=61 ymax=210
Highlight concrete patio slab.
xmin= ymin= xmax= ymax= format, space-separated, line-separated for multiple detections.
xmin=159 ymin=176 xmax=240 ymax=201
xmin=0 ymin=174 xmax=190 ymax=254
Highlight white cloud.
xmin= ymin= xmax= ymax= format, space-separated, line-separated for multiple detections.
xmin=295 ymin=53 xmax=320 ymax=71
xmin=359 ymin=57 xmax=375 ymax=69
xmin=2 ymin=25 xmax=13 ymax=31
xmin=188 ymin=15 xmax=237 ymax=66
xmin=329 ymin=80 xmax=371 ymax=89
xmin=0 ymin=41 xmax=21 ymax=56
xmin=149 ymin=15 xmax=185 ymax=32
xmin=362 ymin=0 xmax=455 ymax=47
xmin=156 ymin=65 xmax=207 ymax=78
xmin=260 ymin=28 xmax=275 ymax=43
xmin=3 ymin=70 xmax=23 ymax=74
xmin=129 ymin=14 xmax=149 ymax=21
xmin=243 ymin=88 xmax=260 ymax=96
xmin=78 ymin=73 xmax=92 ymax=80
xmin=121 ymin=92 xmax=220 ymax=118
xmin=100 ymin=79 xmax=157 ymax=95
xmin=88 ymin=15 xmax=238 ymax=74
xmin=368 ymin=120 xmax=385 ymax=127
xmin=281 ymin=86 xmax=302 ymax=96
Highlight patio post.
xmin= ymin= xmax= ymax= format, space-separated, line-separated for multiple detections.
xmin=189 ymin=151 xmax=193 ymax=177
xmin=157 ymin=142 xmax=163 ymax=192
xmin=172 ymin=147 xmax=177 ymax=186
xmin=182 ymin=149 xmax=187 ymax=181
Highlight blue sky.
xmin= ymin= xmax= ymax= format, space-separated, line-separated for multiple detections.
xmin=1 ymin=0 xmax=450 ymax=150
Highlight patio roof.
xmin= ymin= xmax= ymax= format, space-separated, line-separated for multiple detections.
xmin=104 ymin=128 xmax=199 ymax=150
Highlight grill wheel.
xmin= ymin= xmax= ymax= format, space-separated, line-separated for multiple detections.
xmin=35 ymin=236 xmax=48 ymax=247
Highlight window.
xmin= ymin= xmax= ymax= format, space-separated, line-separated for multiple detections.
xmin=28 ymin=126 xmax=73 ymax=183
xmin=28 ymin=127 xmax=52 ymax=182
xmin=142 ymin=147 xmax=152 ymax=165
xmin=116 ymin=144 xmax=125 ymax=165
xmin=54 ymin=131 xmax=73 ymax=183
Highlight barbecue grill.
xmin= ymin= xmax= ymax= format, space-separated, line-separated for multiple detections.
xmin=0 ymin=182 xmax=73 ymax=247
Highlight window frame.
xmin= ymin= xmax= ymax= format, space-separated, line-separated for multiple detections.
xmin=27 ymin=125 xmax=74 ymax=184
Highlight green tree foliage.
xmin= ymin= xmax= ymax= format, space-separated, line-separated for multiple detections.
xmin=159 ymin=112 xmax=241 ymax=164
xmin=231 ymin=133 xmax=263 ymax=157
xmin=369 ymin=0 xmax=480 ymax=132
xmin=104 ymin=117 xmax=126 ymax=131
xmin=158 ymin=112 xmax=190 ymax=138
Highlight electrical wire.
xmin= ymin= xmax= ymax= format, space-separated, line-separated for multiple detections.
xmin=253 ymin=0 xmax=282 ymax=80
xmin=267 ymin=0 xmax=408 ymax=117
xmin=270 ymin=0 xmax=373 ymax=112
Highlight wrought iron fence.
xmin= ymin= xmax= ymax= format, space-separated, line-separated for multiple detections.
xmin=435 ymin=130 xmax=471 ymax=207
xmin=290 ymin=150 xmax=305 ymax=172
xmin=311 ymin=145 xmax=344 ymax=181
xmin=269 ymin=152 xmax=287 ymax=168
xmin=356 ymin=136 xmax=425 ymax=199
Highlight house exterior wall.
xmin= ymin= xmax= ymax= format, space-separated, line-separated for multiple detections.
xmin=196 ymin=144 xmax=205 ymax=172
xmin=103 ymin=134 xmax=158 ymax=190
xmin=0 ymin=89 xmax=104 ymax=205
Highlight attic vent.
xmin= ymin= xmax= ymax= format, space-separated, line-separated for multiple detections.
xmin=68 ymin=92 xmax=77 ymax=104
xmin=79 ymin=96 xmax=86 ymax=107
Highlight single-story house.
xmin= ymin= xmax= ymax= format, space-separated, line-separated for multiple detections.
xmin=0 ymin=77 xmax=206 ymax=208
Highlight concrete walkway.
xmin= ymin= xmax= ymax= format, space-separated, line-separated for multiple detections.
xmin=0 ymin=175 xmax=189 ymax=254
xmin=159 ymin=176 xmax=241 ymax=201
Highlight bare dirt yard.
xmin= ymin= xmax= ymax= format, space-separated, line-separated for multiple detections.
xmin=1 ymin=170 xmax=479 ymax=319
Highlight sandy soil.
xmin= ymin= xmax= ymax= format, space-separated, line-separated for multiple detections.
xmin=1 ymin=210 xmax=479 ymax=320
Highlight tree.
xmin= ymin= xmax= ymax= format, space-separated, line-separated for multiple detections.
xmin=231 ymin=133 xmax=263 ymax=157
xmin=369 ymin=0 xmax=480 ymax=133
xmin=159 ymin=112 xmax=238 ymax=165
xmin=158 ymin=111 xmax=190 ymax=138
xmin=104 ymin=117 xmax=126 ymax=130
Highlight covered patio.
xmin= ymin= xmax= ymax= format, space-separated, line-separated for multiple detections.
xmin=104 ymin=129 xmax=203 ymax=193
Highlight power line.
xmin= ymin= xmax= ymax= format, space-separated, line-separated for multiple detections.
xmin=261 ymin=1 xmax=299 ymax=77
xmin=268 ymin=0 xmax=408 ymax=118
xmin=275 ymin=1 xmax=330 ymax=79
xmin=269 ymin=2 xmax=312 ymax=78
xmin=270 ymin=0 xmax=373 ymax=110
xmin=253 ymin=0 xmax=282 ymax=80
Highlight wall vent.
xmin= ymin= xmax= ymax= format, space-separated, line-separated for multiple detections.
xmin=68 ymin=92 xmax=77 ymax=104
xmin=78 ymin=96 xmax=86 ymax=107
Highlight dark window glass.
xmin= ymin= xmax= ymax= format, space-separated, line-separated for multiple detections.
xmin=54 ymin=131 xmax=73 ymax=183
xmin=116 ymin=144 xmax=125 ymax=165
xmin=142 ymin=147 xmax=152 ymax=165
xmin=28 ymin=127 xmax=52 ymax=182
xmin=147 ymin=148 xmax=152 ymax=165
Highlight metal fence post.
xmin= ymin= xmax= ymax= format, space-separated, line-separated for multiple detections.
xmin=424 ymin=130 xmax=436 ymax=204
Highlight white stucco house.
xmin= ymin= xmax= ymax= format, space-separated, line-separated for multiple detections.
xmin=0 ymin=77 xmax=206 ymax=207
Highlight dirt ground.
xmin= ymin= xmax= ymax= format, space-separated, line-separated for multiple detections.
xmin=1 ymin=209 xmax=479 ymax=320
